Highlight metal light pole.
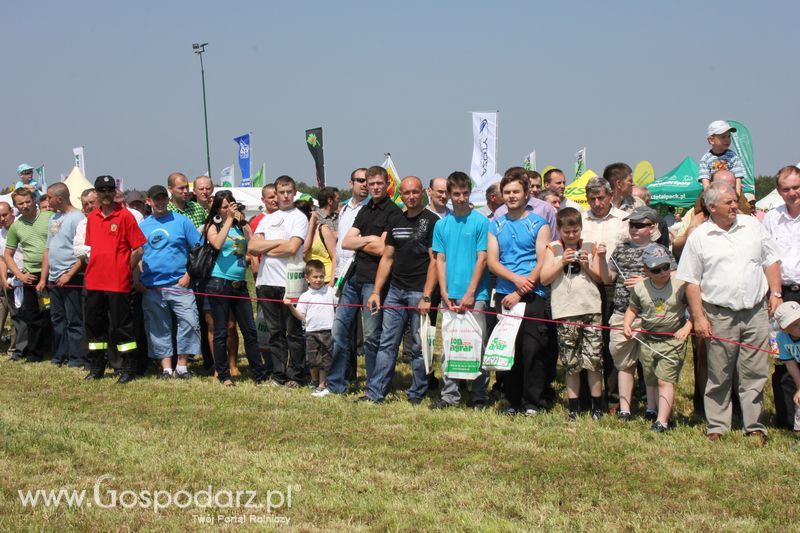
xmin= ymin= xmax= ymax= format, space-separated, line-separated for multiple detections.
xmin=192 ymin=42 xmax=211 ymax=179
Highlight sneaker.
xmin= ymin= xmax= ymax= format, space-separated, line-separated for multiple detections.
xmin=429 ymin=399 xmax=455 ymax=411
xmin=524 ymin=408 xmax=539 ymax=417
xmin=222 ymin=379 xmax=235 ymax=388
xmin=472 ymin=399 xmax=489 ymax=411
xmin=285 ymin=381 xmax=300 ymax=389
xmin=651 ymin=421 xmax=669 ymax=433
xmin=591 ymin=409 xmax=604 ymax=421
xmin=644 ymin=410 xmax=658 ymax=422
xmin=312 ymin=387 xmax=331 ymax=398
xmin=617 ymin=411 xmax=632 ymax=422
xmin=568 ymin=410 xmax=579 ymax=422
xmin=407 ymin=397 xmax=423 ymax=406
xmin=158 ymin=371 xmax=173 ymax=380
xmin=175 ymin=371 xmax=193 ymax=380
xmin=355 ymin=395 xmax=382 ymax=405
xmin=504 ymin=406 xmax=518 ymax=416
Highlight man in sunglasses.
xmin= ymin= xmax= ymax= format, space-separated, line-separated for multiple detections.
xmin=83 ymin=175 xmax=146 ymax=384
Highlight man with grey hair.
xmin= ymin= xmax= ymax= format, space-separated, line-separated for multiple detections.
xmin=677 ymin=181 xmax=782 ymax=443
xmin=485 ymin=182 xmax=503 ymax=217
xmin=581 ymin=176 xmax=630 ymax=411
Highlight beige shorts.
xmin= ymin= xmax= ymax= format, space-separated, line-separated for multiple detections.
xmin=638 ymin=336 xmax=688 ymax=385
xmin=609 ymin=313 xmax=640 ymax=370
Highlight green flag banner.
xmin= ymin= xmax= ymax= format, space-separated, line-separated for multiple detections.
xmin=727 ymin=119 xmax=755 ymax=194
xmin=252 ymin=163 xmax=265 ymax=188
xmin=647 ymin=156 xmax=702 ymax=208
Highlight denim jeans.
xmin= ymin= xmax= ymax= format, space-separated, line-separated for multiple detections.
xmin=49 ymin=282 xmax=85 ymax=366
xmin=206 ymin=277 xmax=267 ymax=383
xmin=366 ymin=286 xmax=428 ymax=402
xmin=327 ymin=277 xmax=385 ymax=394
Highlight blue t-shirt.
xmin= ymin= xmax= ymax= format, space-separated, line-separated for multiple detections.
xmin=139 ymin=212 xmax=201 ymax=286
xmin=489 ymin=212 xmax=549 ymax=296
xmin=777 ymin=331 xmax=800 ymax=363
xmin=698 ymin=149 xmax=745 ymax=182
xmin=431 ymin=210 xmax=489 ymax=301
xmin=46 ymin=210 xmax=85 ymax=281
xmin=211 ymin=225 xmax=248 ymax=282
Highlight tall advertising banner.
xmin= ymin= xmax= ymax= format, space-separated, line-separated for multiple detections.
xmin=469 ymin=111 xmax=498 ymax=205
xmin=574 ymin=147 xmax=586 ymax=182
xmin=727 ymin=120 xmax=755 ymax=194
xmin=72 ymin=147 xmax=86 ymax=178
xmin=234 ymin=134 xmax=251 ymax=187
xmin=381 ymin=154 xmax=403 ymax=206
xmin=305 ymin=127 xmax=326 ymax=189
xmin=523 ymin=150 xmax=536 ymax=172
xmin=220 ymin=165 xmax=234 ymax=187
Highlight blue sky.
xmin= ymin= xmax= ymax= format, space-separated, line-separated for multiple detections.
xmin=2 ymin=1 xmax=798 ymax=191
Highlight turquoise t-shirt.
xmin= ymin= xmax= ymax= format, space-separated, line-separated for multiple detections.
xmin=139 ymin=212 xmax=201 ymax=286
xmin=211 ymin=225 xmax=247 ymax=281
xmin=777 ymin=331 xmax=800 ymax=363
xmin=489 ymin=212 xmax=549 ymax=296
xmin=431 ymin=210 xmax=489 ymax=301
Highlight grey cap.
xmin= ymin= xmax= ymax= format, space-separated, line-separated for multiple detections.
xmin=775 ymin=301 xmax=800 ymax=330
xmin=624 ymin=205 xmax=660 ymax=224
xmin=641 ymin=244 xmax=672 ymax=270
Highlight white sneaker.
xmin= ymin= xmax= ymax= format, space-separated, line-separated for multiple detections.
xmin=311 ymin=387 xmax=331 ymax=398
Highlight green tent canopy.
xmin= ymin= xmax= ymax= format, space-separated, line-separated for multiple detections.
xmin=647 ymin=156 xmax=702 ymax=208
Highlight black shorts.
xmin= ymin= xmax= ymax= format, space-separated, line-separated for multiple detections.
xmin=306 ymin=330 xmax=332 ymax=371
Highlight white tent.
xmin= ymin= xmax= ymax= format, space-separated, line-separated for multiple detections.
xmin=63 ymin=166 xmax=93 ymax=209
xmin=755 ymin=188 xmax=784 ymax=211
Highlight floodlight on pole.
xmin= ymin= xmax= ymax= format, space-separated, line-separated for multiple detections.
xmin=192 ymin=42 xmax=211 ymax=179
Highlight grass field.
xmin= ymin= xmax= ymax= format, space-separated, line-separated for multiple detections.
xmin=1 ymin=350 xmax=798 ymax=531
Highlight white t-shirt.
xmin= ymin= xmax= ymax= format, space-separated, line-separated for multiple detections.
xmin=296 ymin=285 xmax=336 ymax=332
xmin=254 ymin=208 xmax=309 ymax=287
xmin=335 ymin=197 xmax=368 ymax=278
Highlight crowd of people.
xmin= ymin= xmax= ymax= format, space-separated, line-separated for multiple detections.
xmin=4 ymin=120 xmax=800 ymax=442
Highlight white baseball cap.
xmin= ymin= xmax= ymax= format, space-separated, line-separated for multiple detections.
xmin=775 ymin=301 xmax=800 ymax=330
xmin=707 ymin=120 xmax=737 ymax=136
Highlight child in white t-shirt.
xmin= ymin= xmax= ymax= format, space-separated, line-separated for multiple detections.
xmin=285 ymin=260 xmax=336 ymax=397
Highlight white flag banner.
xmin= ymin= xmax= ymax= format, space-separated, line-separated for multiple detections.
xmin=573 ymin=147 xmax=586 ymax=183
xmin=523 ymin=150 xmax=536 ymax=172
xmin=72 ymin=146 xmax=86 ymax=178
xmin=469 ymin=111 xmax=498 ymax=206
xmin=220 ymin=165 xmax=234 ymax=187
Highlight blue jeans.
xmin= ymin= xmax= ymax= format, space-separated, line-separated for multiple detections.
xmin=366 ymin=287 xmax=428 ymax=401
xmin=142 ymin=283 xmax=201 ymax=359
xmin=50 ymin=282 xmax=85 ymax=367
xmin=327 ymin=277 xmax=385 ymax=394
xmin=205 ymin=277 xmax=267 ymax=383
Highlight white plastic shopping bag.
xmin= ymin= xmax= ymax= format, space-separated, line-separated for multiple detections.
xmin=420 ymin=313 xmax=437 ymax=374
xmin=482 ymin=302 xmax=526 ymax=372
xmin=441 ymin=310 xmax=483 ymax=380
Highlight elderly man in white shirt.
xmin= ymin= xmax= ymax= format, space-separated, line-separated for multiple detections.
xmin=762 ymin=164 xmax=800 ymax=429
xmin=677 ymin=182 xmax=783 ymax=443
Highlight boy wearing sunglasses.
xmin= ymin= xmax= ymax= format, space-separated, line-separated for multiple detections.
xmin=600 ymin=206 xmax=676 ymax=421
xmin=623 ymin=245 xmax=692 ymax=432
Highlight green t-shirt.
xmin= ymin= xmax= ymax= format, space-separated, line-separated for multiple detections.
xmin=628 ymin=277 xmax=687 ymax=340
xmin=5 ymin=210 xmax=55 ymax=273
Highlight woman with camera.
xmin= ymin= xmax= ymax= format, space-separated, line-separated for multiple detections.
xmin=203 ymin=191 xmax=268 ymax=386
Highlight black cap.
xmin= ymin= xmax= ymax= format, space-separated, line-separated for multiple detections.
xmin=95 ymin=175 xmax=115 ymax=189
xmin=147 ymin=185 xmax=169 ymax=199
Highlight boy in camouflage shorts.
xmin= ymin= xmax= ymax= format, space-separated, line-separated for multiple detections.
xmin=540 ymin=208 xmax=605 ymax=421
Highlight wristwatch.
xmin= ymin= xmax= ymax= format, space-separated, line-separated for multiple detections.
xmin=771 ymin=291 xmax=783 ymax=299
xmin=422 ymin=295 xmax=432 ymax=303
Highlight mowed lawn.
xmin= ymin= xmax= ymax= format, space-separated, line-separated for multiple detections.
xmin=0 ymin=348 xmax=798 ymax=531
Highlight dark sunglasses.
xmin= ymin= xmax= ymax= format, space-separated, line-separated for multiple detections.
xmin=630 ymin=221 xmax=654 ymax=229
xmin=647 ymin=265 xmax=670 ymax=275
xmin=351 ymin=177 xmax=367 ymax=183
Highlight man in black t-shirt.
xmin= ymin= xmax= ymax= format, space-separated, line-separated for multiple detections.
xmin=364 ymin=176 xmax=439 ymax=404
xmin=326 ymin=166 xmax=404 ymax=395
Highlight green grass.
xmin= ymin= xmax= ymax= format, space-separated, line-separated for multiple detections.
xmin=0 ymin=351 xmax=798 ymax=531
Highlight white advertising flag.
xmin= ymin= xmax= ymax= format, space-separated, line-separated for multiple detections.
xmin=523 ymin=150 xmax=536 ymax=172
xmin=72 ymin=146 xmax=86 ymax=178
xmin=220 ymin=165 xmax=234 ymax=187
xmin=469 ymin=111 xmax=498 ymax=205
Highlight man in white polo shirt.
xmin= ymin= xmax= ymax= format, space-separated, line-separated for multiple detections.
xmin=249 ymin=175 xmax=309 ymax=387
xmin=677 ymin=181 xmax=782 ymax=443
xmin=763 ymin=164 xmax=800 ymax=428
